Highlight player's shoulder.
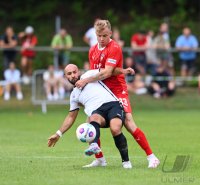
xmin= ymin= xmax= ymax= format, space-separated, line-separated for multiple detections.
xmin=70 ymin=87 xmax=81 ymax=99
xmin=109 ymin=40 xmax=121 ymax=50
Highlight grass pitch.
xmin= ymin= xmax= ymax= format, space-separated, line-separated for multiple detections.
xmin=0 ymin=87 xmax=200 ymax=185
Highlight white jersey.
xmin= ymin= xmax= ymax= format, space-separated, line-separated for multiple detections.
xmin=70 ymin=70 xmax=118 ymax=116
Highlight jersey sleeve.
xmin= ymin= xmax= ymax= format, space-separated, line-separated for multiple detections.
xmin=105 ymin=43 xmax=122 ymax=67
xmin=81 ymin=69 xmax=99 ymax=79
xmin=69 ymin=90 xmax=80 ymax=112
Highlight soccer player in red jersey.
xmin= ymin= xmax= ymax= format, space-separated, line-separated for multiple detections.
xmin=76 ymin=20 xmax=160 ymax=168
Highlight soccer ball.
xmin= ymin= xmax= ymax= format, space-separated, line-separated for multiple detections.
xmin=76 ymin=123 xmax=96 ymax=143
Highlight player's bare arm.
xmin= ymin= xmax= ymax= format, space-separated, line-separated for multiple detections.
xmin=48 ymin=110 xmax=79 ymax=147
xmin=75 ymin=65 xmax=114 ymax=88
xmin=113 ymin=67 xmax=135 ymax=76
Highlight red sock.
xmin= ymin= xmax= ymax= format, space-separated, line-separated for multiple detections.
xmin=95 ymin=138 xmax=103 ymax=158
xmin=132 ymin=128 xmax=152 ymax=156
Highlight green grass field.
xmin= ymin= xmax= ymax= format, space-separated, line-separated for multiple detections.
xmin=0 ymin=87 xmax=200 ymax=185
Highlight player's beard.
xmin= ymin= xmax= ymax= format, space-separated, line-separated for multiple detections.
xmin=68 ymin=76 xmax=80 ymax=85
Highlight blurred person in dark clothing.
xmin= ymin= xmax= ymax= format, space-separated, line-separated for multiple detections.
xmin=148 ymin=65 xmax=175 ymax=98
xmin=124 ymin=57 xmax=147 ymax=95
xmin=0 ymin=26 xmax=18 ymax=70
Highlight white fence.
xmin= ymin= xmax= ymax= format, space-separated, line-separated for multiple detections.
xmin=31 ymin=70 xmax=70 ymax=113
xmin=1 ymin=46 xmax=200 ymax=113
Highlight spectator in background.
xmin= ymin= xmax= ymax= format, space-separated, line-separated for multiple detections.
xmin=159 ymin=23 xmax=170 ymax=41
xmin=146 ymin=30 xmax=158 ymax=75
xmin=3 ymin=62 xmax=23 ymax=101
xmin=158 ymin=22 xmax=174 ymax=75
xmin=43 ymin=65 xmax=73 ymax=100
xmin=148 ymin=65 xmax=175 ymax=99
xmin=83 ymin=18 xmax=100 ymax=47
xmin=18 ymin=26 xmax=38 ymax=84
xmin=124 ymin=56 xmax=147 ymax=95
xmin=198 ymin=74 xmax=200 ymax=94
xmin=131 ymin=30 xmax=148 ymax=75
xmin=175 ymin=27 xmax=199 ymax=77
xmin=0 ymin=26 xmax=18 ymax=70
xmin=56 ymin=69 xmax=73 ymax=98
xmin=112 ymin=27 xmax=125 ymax=48
xmin=51 ymin=28 xmax=73 ymax=69
xmin=43 ymin=65 xmax=59 ymax=101
xmin=80 ymin=61 xmax=90 ymax=75
xmin=153 ymin=30 xmax=171 ymax=73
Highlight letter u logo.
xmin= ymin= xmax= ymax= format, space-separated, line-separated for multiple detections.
xmin=162 ymin=155 xmax=190 ymax=173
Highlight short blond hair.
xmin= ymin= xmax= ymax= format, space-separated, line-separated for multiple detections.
xmin=94 ymin=20 xmax=111 ymax=33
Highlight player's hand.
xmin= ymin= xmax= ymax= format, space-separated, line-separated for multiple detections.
xmin=75 ymin=79 xmax=87 ymax=89
xmin=123 ymin=67 xmax=135 ymax=75
xmin=48 ymin=134 xmax=60 ymax=147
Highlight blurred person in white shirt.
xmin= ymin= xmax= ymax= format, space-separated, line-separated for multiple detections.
xmin=43 ymin=65 xmax=59 ymax=101
xmin=3 ymin=62 xmax=23 ymax=100
xmin=83 ymin=18 xmax=100 ymax=47
xmin=43 ymin=65 xmax=73 ymax=100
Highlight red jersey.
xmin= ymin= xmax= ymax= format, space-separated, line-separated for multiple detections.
xmin=89 ymin=40 xmax=132 ymax=113
xmin=21 ymin=35 xmax=38 ymax=58
xmin=89 ymin=40 xmax=127 ymax=93
xmin=131 ymin=33 xmax=147 ymax=55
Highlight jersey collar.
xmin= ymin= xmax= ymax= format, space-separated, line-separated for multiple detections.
xmin=97 ymin=39 xmax=112 ymax=50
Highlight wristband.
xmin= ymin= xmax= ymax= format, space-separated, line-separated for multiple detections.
xmin=56 ymin=130 xmax=62 ymax=137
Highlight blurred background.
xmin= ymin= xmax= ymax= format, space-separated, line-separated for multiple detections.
xmin=1 ymin=2 xmax=200 ymax=185
xmin=0 ymin=0 xmax=200 ymax=107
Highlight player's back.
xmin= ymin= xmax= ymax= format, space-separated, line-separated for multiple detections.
xmin=70 ymin=70 xmax=118 ymax=116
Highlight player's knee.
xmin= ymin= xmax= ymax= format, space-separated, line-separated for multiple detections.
xmin=110 ymin=122 xmax=122 ymax=136
xmin=124 ymin=114 xmax=137 ymax=133
xmin=110 ymin=128 xmax=121 ymax=136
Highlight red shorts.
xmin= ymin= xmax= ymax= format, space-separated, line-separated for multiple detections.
xmin=114 ymin=90 xmax=132 ymax=113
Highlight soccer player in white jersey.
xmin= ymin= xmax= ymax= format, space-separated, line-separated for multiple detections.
xmin=48 ymin=64 xmax=132 ymax=169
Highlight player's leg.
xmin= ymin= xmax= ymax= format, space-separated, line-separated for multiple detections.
xmin=86 ymin=116 xmax=104 ymax=159
xmin=125 ymin=112 xmax=160 ymax=168
xmin=83 ymin=114 xmax=107 ymax=167
xmin=110 ymin=118 xmax=132 ymax=169
xmin=119 ymin=93 xmax=160 ymax=168
xmin=84 ymin=114 xmax=104 ymax=156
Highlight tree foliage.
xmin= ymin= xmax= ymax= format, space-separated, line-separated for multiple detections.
xmin=0 ymin=0 xmax=199 ymax=70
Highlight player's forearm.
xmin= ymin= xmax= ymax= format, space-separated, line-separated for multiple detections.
xmin=85 ymin=69 xmax=112 ymax=83
xmin=112 ymin=67 xmax=124 ymax=75
xmin=95 ymin=69 xmax=112 ymax=80
xmin=58 ymin=113 xmax=77 ymax=135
